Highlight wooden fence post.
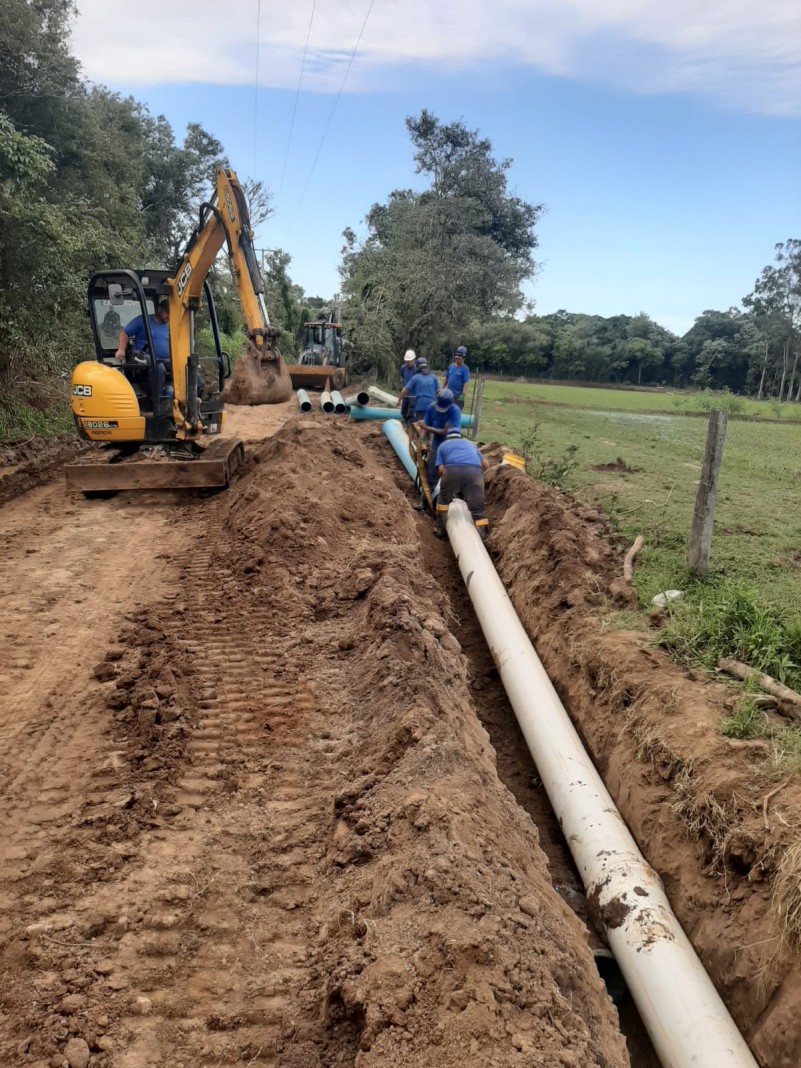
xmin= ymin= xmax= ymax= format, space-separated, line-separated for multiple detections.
xmin=687 ymin=407 xmax=728 ymax=575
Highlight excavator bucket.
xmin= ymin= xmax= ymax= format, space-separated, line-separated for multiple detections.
xmin=286 ymin=364 xmax=347 ymax=392
xmin=65 ymin=438 xmax=245 ymax=495
xmin=221 ymin=343 xmax=293 ymax=405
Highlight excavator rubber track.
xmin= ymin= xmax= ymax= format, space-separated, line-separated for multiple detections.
xmin=65 ymin=437 xmax=245 ymax=494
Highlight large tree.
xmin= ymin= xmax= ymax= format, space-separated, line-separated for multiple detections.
xmin=743 ymin=241 xmax=801 ymax=400
xmin=340 ymin=111 xmax=542 ymax=380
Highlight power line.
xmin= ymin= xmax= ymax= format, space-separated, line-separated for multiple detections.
xmin=284 ymin=0 xmax=376 ymax=239
xmin=275 ymin=0 xmax=318 ymax=214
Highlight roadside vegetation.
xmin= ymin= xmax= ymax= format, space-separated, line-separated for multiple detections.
xmin=480 ymin=379 xmax=801 ymax=763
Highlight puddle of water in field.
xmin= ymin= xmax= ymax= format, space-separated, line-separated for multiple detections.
xmin=582 ymin=410 xmax=685 ymax=440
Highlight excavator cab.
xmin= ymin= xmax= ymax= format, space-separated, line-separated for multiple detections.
xmin=73 ymin=269 xmax=231 ymax=447
xmin=286 ymin=318 xmax=347 ymax=391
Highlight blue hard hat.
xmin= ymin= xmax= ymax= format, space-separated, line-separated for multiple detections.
xmin=415 ymin=357 xmax=428 ymax=368
xmin=445 ymin=428 xmax=462 ymax=439
xmin=435 ymin=388 xmax=455 ymax=411
xmin=456 ymin=346 xmax=467 ymax=357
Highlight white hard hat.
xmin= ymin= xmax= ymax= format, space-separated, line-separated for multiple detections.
xmin=404 ymin=349 xmax=416 ymax=362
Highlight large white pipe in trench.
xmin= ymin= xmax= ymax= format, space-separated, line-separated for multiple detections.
xmin=445 ymin=499 xmax=757 ymax=1068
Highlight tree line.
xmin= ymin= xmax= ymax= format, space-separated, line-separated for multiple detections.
xmin=337 ymin=114 xmax=800 ymax=398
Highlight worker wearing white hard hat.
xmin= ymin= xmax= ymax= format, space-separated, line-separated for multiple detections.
xmin=400 ymin=349 xmax=417 ymax=422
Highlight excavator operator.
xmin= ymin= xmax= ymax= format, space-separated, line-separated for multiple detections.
xmin=114 ymin=299 xmax=171 ymax=395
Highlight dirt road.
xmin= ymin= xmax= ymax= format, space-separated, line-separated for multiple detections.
xmin=0 ymin=407 xmax=631 ymax=1067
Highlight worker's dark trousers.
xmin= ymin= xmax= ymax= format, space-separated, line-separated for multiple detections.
xmin=436 ymin=465 xmax=488 ymax=540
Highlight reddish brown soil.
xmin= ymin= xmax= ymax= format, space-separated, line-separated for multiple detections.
xmin=0 ymin=434 xmax=86 ymax=506
xmin=4 ymin=404 xmax=797 ymax=1066
xmin=0 ymin=414 xmax=628 ymax=1068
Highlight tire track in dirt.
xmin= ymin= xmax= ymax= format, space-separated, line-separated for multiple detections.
xmin=7 ymin=512 xmax=351 ymax=1068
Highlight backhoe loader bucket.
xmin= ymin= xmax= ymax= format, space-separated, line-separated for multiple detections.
xmin=286 ymin=364 xmax=347 ymax=392
xmin=65 ymin=437 xmax=245 ymax=495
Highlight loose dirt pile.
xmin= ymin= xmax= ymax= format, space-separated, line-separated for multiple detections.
xmin=485 ymin=463 xmax=801 ymax=1067
xmin=0 ymin=433 xmax=86 ymax=507
xmin=221 ymin=344 xmax=293 ymax=405
xmin=0 ymin=418 xmax=628 ymax=1067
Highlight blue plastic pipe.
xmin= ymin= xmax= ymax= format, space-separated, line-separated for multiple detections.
xmin=382 ymin=420 xmax=418 ymax=482
xmin=350 ymin=406 xmax=474 ymax=428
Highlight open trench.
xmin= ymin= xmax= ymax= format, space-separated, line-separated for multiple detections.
xmin=1 ymin=407 xmax=798 ymax=1067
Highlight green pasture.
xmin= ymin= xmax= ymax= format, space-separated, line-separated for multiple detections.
xmin=481 ymin=379 xmax=801 ymax=422
xmin=479 ymin=380 xmax=801 ymax=695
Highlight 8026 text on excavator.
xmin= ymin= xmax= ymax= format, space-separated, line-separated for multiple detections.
xmin=66 ymin=166 xmax=290 ymax=496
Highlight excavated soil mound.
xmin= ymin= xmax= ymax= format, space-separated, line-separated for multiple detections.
xmin=0 ymin=433 xmax=85 ymax=506
xmin=0 ymin=417 xmax=628 ymax=1068
xmin=485 ymin=463 xmax=801 ymax=1067
xmin=221 ymin=345 xmax=293 ymax=405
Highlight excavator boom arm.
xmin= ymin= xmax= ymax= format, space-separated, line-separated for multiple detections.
xmin=166 ymin=167 xmax=276 ymax=430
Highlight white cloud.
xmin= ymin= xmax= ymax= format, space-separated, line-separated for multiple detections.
xmin=71 ymin=0 xmax=801 ymax=113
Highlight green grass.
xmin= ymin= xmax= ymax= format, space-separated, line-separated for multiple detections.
xmin=480 ymin=380 xmax=801 ymax=613
xmin=0 ymin=397 xmax=73 ymax=443
xmin=479 ymin=379 xmax=801 ymax=729
xmin=483 ymin=379 xmax=801 ymax=421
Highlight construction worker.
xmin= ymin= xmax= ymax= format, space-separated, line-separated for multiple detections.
xmin=416 ymin=387 xmax=462 ymax=488
xmin=400 ymin=357 xmax=439 ymax=422
xmin=435 ymin=428 xmax=490 ymax=541
xmin=400 ymin=349 xmax=417 ymax=424
xmin=115 ymin=299 xmax=171 ymax=394
xmin=442 ymin=345 xmax=470 ymax=409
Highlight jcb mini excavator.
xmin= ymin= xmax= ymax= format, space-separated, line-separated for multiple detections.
xmin=286 ymin=316 xmax=347 ymax=391
xmin=66 ymin=167 xmax=290 ymax=495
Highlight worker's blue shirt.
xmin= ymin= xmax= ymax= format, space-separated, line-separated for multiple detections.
xmin=422 ymin=401 xmax=462 ymax=460
xmin=124 ymin=315 xmax=170 ymax=362
xmin=400 ymin=363 xmax=417 ymax=386
xmin=405 ymin=372 xmax=439 ymax=413
xmin=444 ymin=362 xmax=470 ymax=394
xmin=437 ymin=437 xmax=483 ymax=468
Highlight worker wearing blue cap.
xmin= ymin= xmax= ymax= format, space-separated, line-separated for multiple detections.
xmin=416 ymin=387 xmax=462 ymax=488
xmin=435 ymin=428 xmax=490 ymax=540
xmin=442 ymin=346 xmax=470 ymax=409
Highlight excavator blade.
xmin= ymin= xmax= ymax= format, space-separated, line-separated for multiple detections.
xmin=65 ymin=438 xmax=245 ymax=494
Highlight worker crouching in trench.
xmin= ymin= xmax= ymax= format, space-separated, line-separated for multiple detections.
xmin=435 ymin=429 xmax=490 ymax=541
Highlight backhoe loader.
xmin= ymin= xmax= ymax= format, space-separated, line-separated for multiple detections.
xmin=66 ymin=167 xmax=291 ymax=495
xmin=286 ymin=316 xmax=347 ymax=391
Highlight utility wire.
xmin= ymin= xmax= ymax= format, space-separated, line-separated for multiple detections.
xmin=253 ymin=0 xmax=263 ymax=176
xmin=275 ymin=0 xmax=318 ymax=214
xmin=284 ymin=0 xmax=376 ymax=239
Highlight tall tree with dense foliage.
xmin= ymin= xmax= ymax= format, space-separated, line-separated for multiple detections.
xmin=340 ymin=111 xmax=541 ymax=380
xmin=0 ymin=0 xmax=226 ymax=428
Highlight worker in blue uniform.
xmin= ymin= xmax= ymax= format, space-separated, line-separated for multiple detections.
xmin=435 ymin=428 xmax=490 ymax=540
xmin=442 ymin=346 xmax=470 ymax=408
xmin=400 ymin=357 xmax=439 ymax=421
xmin=400 ymin=349 xmax=417 ymax=424
xmin=416 ymin=387 xmax=462 ymax=488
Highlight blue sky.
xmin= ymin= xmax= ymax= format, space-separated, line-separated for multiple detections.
xmin=71 ymin=0 xmax=801 ymax=337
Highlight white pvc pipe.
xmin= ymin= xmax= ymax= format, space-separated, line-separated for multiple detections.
xmin=367 ymin=385 xmax=399 ymax=406
xmin=445 ymin=499 xmax=757 ymax=1068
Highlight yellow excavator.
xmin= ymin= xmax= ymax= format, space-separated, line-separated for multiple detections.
xmin=66 ymin=166 xmax=290 ymax=496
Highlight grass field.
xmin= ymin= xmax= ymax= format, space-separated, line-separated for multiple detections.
xmin=478 ymin=379 xmax=801 ymax=696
